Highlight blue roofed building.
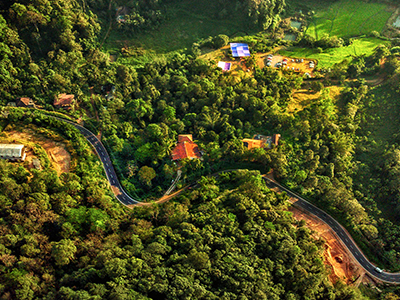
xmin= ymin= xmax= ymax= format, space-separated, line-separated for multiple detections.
xmin=230 ymin=43 xmax=251 ymax=57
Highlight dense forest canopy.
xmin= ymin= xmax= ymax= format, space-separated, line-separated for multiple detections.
xmin=0 ymin=134 xmax=367 ymax=299
xmin=2 ymin=0 xmax=400 ymax=298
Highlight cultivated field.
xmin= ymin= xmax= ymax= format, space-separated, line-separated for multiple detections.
xmin=102 ymin=0 xmax=251 ymax=59
xmin=279 ymin=38 xmax=388 ymax=68
xmin=305 ymin=0 xmax=392 ymax=39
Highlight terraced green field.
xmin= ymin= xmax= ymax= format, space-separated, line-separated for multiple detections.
xmin=279 ymin=37 xmax=388 ymax=68
xmin=305 ymin=0 xmax=392 ymax=39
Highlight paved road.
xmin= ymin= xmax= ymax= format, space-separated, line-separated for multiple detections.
xmin=55 ymin=116 xmax=400 ymax=283
xmin=263 ymin=177 xmax=400 ymax=283
xmin=62 ymin=119 xmax=141 ymax=206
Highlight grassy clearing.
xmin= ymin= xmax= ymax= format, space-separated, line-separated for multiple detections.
xmin=102 ymin=0 xmax=253 ymax=58
xmin=287 ymin=86 xmax=343 ymax=114
xmin=305 ymin=0 xmax=391 ymax=39
xmin=368 ymin=85 xmax=400 ymax=144
xmin=279 ymin=38 xmax=387 ymax=68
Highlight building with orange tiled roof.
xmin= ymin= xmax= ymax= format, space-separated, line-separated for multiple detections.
xmin=171 ymin=134 xmax=202 ymax=161
xmin=16 ymin=97 xmax=36 ymax=108
xmin=242 ymin=139 xmax=265 ymax=150
xmin=243 ymin=134 xmax=281 ymax=150
xmin=54 ymin=93 xmax=75 ymax=110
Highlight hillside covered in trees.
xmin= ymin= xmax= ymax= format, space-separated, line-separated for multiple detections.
xmin=0 ymin=128 xmax=366 ymax=299
xmin=2 ymin=0 xmax=400 ymax=298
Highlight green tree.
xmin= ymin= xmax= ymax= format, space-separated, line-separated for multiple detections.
xmin=138 ymin=166 xmax=156 ymax=186
xmin=51 ymin=239 xmax=77 ymax=266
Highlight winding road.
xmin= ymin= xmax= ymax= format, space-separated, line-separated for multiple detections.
xmin=59 ymin=117 xmax=400 ymax=284
xmin=263 ymin=178 xmax=400 ymax=284
xmin=63 ymin=119 xmax=141 ymax=206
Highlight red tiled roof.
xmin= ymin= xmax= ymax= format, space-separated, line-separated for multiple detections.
xmin=178 ymin=134 xmax=193 ymax=143
xmin=172 ymin=135 xmax=201 ymax=161
xmin=242 ymin=139 xmax=265 ymax=150
xmin=54 ymin=93 xmax=74 ymax=107
xmin=18 ymin=97 xmax=34 ymax=106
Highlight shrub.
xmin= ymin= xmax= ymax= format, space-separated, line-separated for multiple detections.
xmin=213 ymin=34 xmax=229 ymax=48
xmin=391 ymin=46 xmax=400 ymax=54
xmin=370 ymin=30 xmax=380 ymax=38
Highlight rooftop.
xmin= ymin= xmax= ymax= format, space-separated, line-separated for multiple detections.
xmin=172 ymin=135 xmax=202 ymax=161
xmin=54 ymin=93 xmax=74 ymax=107
xmin=17 ymin=97 xmax=35 ymax=107
xmin=243 ymin=134 xmax=280 ymax=150
xmin=230 ymin=43 xmax=251 ymax=57
xmin=242 ymin=139 xmax=265 ymax=150
xmin=218 ymin=61 xmax=232 ymax=71
xmin=0 ymin=144 xmax=24 ymax=150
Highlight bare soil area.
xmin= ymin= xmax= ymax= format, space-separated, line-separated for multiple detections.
xmin=201 ymin=45 xmax=316 ymax=77
xmin=288 ymin=204 xmax=380 ymax=286
xmin=0 ymin=127 xmax=71 ymax=175
xmin=263 ymin=172 xmax=378 ymax=286
xmin=257 ymin=53 xmax=316 ymax=75
xmin=289 ymin=205 xmax=363 ymax=283
xmin=288 ymin=86 xmax=344 ymax=113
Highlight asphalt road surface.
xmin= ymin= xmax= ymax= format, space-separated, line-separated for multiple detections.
xmin=55 ymin=116 xmax=400 ymax=283
xmin=263 ymin=177 xmax=400 ymax=283
xmin=62 ymin=119 xmax=140 ymax=206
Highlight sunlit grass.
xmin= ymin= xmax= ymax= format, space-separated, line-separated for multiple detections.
xmin=305 ymin=0 xmax=391 ymax=39
xmin=279 ymin=38 xmax=388 ymax=68
xmin=102 ymin=0 xmax=254 ymax=55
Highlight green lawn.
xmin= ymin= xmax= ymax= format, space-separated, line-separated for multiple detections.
xmin=102 ymin=0 xmax=253 ymax=57
xmin=279 ymin=37 xmax=387 ymax=68
xmin=305 ymin=0 xmax=391 ymax=39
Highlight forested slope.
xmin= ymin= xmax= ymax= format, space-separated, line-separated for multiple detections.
xmin=3 ymin=0 xmax=400 ymax=298
xmin=0 ymin=136 xmax=365 ymax=299
xmin=0 ymin=0 xmax=103 ymax=106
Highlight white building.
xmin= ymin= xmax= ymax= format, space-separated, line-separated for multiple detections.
xmin=0 ymin=144 xmax=26 ymax=161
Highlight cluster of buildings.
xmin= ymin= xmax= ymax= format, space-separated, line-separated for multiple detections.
xmin=6 ymin=87 xmax=280 ymax=167
xmin=9 ymin=93 xmax=76 ymax=110
xmin=218 ymin=43 xmax=251 ymax=72
xmin=2 ymin=93 xmax=76 ymax=164
xmin=170 ymin=133 xmax=281 ymax=163
xmin=12 ymin=86 xmax=116 ymax=111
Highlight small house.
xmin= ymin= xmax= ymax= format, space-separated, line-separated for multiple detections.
xmin=217 ymin=61 xmax=232 ymax=72
xmin=171 ymin=135 xmax=202 ymax=161
xmin=116 ymin=6 xmax=130 ymax=23
xmin=101 ymin=84 xmax=116 ymax=101
xmin=242 ymin=139 xmax=265 ymax=150
xmin=16 ymin=97 xmax=36 ymax=108
xmin=0 ymin=144 xmax=26 ymax=161
xmin=54 ymin=93 xmax=75 ymax=110
xmin=243 ymin=134 xmax=280 ymax=150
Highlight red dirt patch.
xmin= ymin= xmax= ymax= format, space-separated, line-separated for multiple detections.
xmin=287 ymin=203 xmax=383 ymax=286
xmin=289 ymin=206 xmax=361 ymax=283
xmin=0 ymin=127 xmax=71 ymax=175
